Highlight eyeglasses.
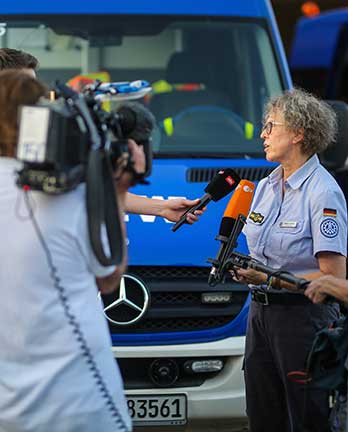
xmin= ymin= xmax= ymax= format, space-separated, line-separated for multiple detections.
xmin=262 ymin=121 xmax=284 ymax=135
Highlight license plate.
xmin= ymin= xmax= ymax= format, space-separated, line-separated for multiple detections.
xmin=127 ymin=394 xmax=187 ymax=426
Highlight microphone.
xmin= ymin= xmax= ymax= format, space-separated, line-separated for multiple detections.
xmin=208 ymin=179 xmax=255 ymax=286
xmin=171 ymin=168 xmax=241 ymax=232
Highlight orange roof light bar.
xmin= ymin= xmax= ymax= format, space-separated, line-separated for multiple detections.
xmin=301 ymin=2 xmax=320 ymax=17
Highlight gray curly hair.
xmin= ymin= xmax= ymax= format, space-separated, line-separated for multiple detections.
xmin=264 ymin=88 xmax=337 ymax=155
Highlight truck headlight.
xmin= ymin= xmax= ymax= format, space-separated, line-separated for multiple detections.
xmin=201 ymin=292 xmax=233 ymax=304
xmin=184 ymin=359 xmax=224 ymax=374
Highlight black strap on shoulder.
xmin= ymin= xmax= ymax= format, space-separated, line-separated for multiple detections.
xmin=86 ymin=148 xmax=124 ymax=266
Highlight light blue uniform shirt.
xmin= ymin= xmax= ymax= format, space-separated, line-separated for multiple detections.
xmin=244 ymin=154 xmax=347 ymax=291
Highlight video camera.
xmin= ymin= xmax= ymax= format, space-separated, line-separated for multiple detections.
xmin=15 ymin=79 xmax=155 ymax=267
xmin=16 ymin=79 xmax=154 ymax=193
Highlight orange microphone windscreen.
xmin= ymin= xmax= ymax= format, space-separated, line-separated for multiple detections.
xmin=219 ymin=179 xmax=255 ymax=237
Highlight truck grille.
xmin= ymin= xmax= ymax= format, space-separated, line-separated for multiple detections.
xmin=187 ymin=166 xmax=274 ymax=182
xmin=106 ymin=266 xmax=248 ymax=334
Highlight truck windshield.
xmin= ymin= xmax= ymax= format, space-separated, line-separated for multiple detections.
xmin=2 ymin=15 xmax=283 ymax=157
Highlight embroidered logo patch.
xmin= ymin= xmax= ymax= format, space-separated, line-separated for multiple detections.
xmin=249 ymin=212 xmax=264 ymax=224
xmin=323 ymin=208 xmax=337 ymax=217
xmin=320 ymin=218 xmax=339 ymax=238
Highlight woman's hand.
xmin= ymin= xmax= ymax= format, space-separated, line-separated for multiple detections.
xmin=232 ymin=267 xmax=267 ymax=286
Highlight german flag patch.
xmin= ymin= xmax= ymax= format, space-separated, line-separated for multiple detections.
xmin=323 ymin=208 xmax=337 ymax=217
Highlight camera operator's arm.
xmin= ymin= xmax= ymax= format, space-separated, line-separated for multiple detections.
xmin=125 ymin=194 xmax=204 ymax=224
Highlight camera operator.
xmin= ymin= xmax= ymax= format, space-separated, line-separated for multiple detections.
xmin=0 ymin=70 xmax=136 ymax=431
xmin=0 ymin=48 xmax=205 ymax=224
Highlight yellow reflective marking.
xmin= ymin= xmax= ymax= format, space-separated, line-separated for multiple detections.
xmin=245 ymin=122 xmax=254 ymax=139
xmin=152 ymin=80 xmax=173 ymax=94
xmin=163 ymin=117 xmax=174 ymax=136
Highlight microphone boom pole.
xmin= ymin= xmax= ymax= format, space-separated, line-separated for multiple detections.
xmin=208 ymin=214 xmax=246 ymax=286
xmin=207 ymin=179 xmax=255 ymax=286
xmin=222 ymin=251 xmax=309 ymax=290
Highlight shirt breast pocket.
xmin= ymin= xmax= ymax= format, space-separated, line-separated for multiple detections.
xmin=244 ymin=221 xmax=264 ymax=255
xmin=276 ymin=221 xmax=308 ymax=255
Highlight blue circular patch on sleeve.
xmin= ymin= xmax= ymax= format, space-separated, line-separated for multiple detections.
xmin=320 ymin=218 xmax=339 ymax=238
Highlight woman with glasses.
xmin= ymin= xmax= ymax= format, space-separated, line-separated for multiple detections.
xmin=235 ymin=88 xmax=347 ymax=431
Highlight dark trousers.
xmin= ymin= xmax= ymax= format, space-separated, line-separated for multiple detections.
xmin=244 ymin=300 xmax=340 ymax=432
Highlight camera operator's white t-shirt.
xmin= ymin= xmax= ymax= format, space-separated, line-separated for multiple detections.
xmin=0 ymin=158 xmax=131 ymax=432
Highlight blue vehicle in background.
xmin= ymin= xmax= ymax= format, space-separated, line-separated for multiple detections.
xmin=290 ymin=9 xmax=348 ymax=203
xmin=1 ymin=0 xmax=294 ymax=429
xmin=290 ymin=8 xmax=348 ymax=102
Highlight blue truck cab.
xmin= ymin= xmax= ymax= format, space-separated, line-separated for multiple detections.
xmin=290 ymin=8 xmax=348 ymax=101
xmin=1 ymin=0 xmax=291 ymax=429
xmin=290 ymin=9 xmax=348 ymax=205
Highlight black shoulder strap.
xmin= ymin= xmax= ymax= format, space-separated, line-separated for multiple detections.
xmin=86 ymin=149 xmax=124 ymax=266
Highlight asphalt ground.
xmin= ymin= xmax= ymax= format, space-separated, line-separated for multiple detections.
xmin=134 ymin=421 xmax=249 ymax=432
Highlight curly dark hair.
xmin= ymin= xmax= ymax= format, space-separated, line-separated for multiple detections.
xmin=0 ymin=70 xmax=47 ymax=156
xmin=0 ymin=48 xmax=39 ymax=71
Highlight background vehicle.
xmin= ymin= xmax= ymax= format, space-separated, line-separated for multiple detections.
xmin=290 ymin=8 xmax=348 ymax=204
xmin=290 ymin=8 xmax=348 ymax=101
xmin=1 ymin=0 xmax=291 ymax=429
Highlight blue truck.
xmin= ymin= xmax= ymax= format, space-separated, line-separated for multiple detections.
xmin=1 ymin=0 xmax=294 ymax=429
xmin=290 ymin=8 xmax=348 ymax=204
xmin=290 ymin=8 xmax=348 ymax=101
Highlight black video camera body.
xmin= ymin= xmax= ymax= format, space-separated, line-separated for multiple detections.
xmin=16 ymin=80 xmax=154 ymax=194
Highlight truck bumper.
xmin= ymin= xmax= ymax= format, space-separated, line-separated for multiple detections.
xmin=112 ymin=335 xmax=247 ymax=425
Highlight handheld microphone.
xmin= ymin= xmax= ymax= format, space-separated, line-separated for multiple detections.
xmin=171 ymin=168 xmax=241 ymax=232
xmin=208 ymin=179 xmax=255 ymax=285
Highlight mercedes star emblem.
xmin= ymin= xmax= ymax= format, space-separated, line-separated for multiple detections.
xmin=101 ymin=274 xmax=150 ymax=326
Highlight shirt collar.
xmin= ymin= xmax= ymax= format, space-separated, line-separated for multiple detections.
xmin=267 ymin=154 xmax=319 ymax=189
xmin=268 ymin=164 xmax=283 ymax=186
